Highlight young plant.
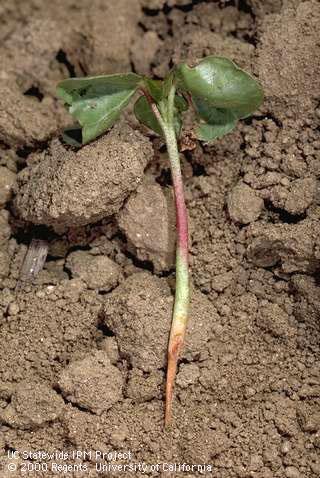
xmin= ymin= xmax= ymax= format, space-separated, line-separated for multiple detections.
xmin=57 ymin=56 xmax=263 ymax=427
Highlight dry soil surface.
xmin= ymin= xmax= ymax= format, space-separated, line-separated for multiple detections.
xmin=0 ymin=1 xmax=319 ymax=477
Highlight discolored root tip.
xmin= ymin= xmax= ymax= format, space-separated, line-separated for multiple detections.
xmin=165 ymin=334 xmax=184 ymax=428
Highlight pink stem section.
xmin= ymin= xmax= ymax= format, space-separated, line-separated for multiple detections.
xmin=165 ymin=170 xmax=189 ymax=427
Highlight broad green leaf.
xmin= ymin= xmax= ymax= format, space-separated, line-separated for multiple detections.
xmin=69 ymin=89 xmax=135 ymax=144
xmin=175 ymin=56 xmax=263 ymax=118
xmin=196 ymin=119 xmax=237 ymax=142
xmin=193 ymin=96 xmax=237 ymax=141
xmin=134 ymin=95 xmax=163 ymax=136
xmin=57 ymin=73 xmax=141 ymax=144
xmin=57 ymin=73 xmax=141 ymax=104
xmin=193 ymin=96 xmax=237 ymax=124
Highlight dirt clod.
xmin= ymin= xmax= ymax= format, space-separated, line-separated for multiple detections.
xmin=125 ymin=368 xmax=163 ymax=403
xmin=0 ymin=381 xmax=64 ymax=430
xmin=176 ymin=363 xmax=200 ymax=388
xmin=285 ymin=466 xmax=301 ymax=478
xmin=14 ymin=123 xmax=152 ymax=228
xmin=103 ymin=273 xmax=217 ymax=371
xmin=228 ymin=181 xmax=264 ymax=224
xmin=118 ymin=180 xmax=176 ymax=272
xmin=0 ymin=82 xmax=60 ymax=148
xmin=284 ymin=178 xmax=317 ymax=215
xmin=256 ymin=303 xmax=293 ymax=339
xmin=103 ymin=272 xmax=172 ymax=372
xmin=257 ymin=0 xmax=320 ymax=116
xmin=0 ymin=18 xmax=89 ymax=96
xmin=58 ymin=351 xmax=123 ymax=415
xmin=131 ymin=31 xmax=162 ymax=76
xmin=66 ymin=251 xmax=121 ymax=291
xmin=87 ymin=0 xmax=141 ymax=74
xmin=0 ymin=283 xmax=99 ymax=384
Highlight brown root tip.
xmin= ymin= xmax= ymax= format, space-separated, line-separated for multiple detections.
xmin=165 ymin=335 xmax=184 ymax=428
xmin=165 ymin=356 xmax=175 ymax=427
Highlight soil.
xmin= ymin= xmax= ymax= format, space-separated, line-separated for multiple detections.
xmin=0 ymin=1 xmax=319 ymax=477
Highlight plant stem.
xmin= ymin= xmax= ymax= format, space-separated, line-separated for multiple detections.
xmin=162 ymin=119 xmax=189 ymax=427
xmin=142 ymin=85 xmax=190 ymax=427
xmin=160 ymin=86 xmax=189 ymax=427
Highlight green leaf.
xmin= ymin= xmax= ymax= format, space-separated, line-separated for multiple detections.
xmin=142 ymin=78 xmax=164 ymax=103
xmin=134 ymin=93 xmax=187 ymax=137
xmin=141 ymin=79 xmax=187 ymax=110
xmin=193 ymin=96 xmax=237 ymax=141
xmin=134 ymin=95 xmax=163 ymax=136
xmin=174 ymin=95 xmax=188 ymax=112
xmin=175 ymin=56 xmax=263 ymax=118
xmin=192 ymin=96 xmax=235 ymax=124
xmin=56 ymin=73 xmax=141 ymax=144
xmin=57 ymin=73 xmax=141 ymax=104
xmin=196 ymin=118 xmax=237 ymax=142
xmin=174 ymin=57 xmax=263 ymax=143
xmin=172 ymin=95 xmax=188 ymax=137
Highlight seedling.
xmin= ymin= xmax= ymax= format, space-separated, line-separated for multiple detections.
xmin=57 ymin=56 xmax=263 ymax=427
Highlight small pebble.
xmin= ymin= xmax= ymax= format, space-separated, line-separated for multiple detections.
xmin=245 ymin=387 xmax=256 ymax=398
xmin=7 ymin=302 xmax=19 ymax=315
xmin=281 ymin=440 xmax=291 ymax=454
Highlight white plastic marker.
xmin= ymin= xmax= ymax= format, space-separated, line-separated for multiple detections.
xmin=17 ymin=239 xmax=48 ymax=289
